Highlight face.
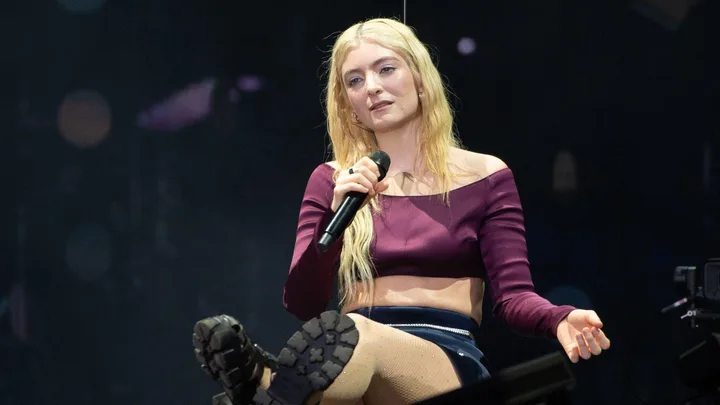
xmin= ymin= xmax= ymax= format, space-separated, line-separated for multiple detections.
xmin=340 ymin=41 xmax=422 ymax=133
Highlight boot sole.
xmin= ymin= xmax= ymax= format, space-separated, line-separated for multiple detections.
xmin=252 ymin=311 xmax=359 ymax=405
xmin=193 ymin=315 xmax=255 ymax=403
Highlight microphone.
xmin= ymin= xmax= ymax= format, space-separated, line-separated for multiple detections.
xmin=317 ymin=151 xmax=391 ymax=252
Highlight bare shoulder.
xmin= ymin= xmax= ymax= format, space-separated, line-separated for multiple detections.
xmin=449 ymin=148 xmax=508 ymax=180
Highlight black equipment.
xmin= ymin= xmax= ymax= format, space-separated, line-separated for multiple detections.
xmin=665 ymin=258 xmax=720 ymax=329
xmin=415 ymin=351 xmax=576 ymax=405
xmin=665 ymin=258 xmax=720 ymax=402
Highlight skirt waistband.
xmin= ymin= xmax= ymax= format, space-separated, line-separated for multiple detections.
xmin=348 ymin=306 xmax=480 ymax=339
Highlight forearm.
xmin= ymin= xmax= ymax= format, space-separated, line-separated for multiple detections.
xmin=493 ymin=292 xmax=575 ymax=338
xmin=283 ymin=206 xmax=343 ymax=321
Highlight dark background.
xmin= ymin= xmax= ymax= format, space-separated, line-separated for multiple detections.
xmin=2 ymin=0 xmax=719 ymax=404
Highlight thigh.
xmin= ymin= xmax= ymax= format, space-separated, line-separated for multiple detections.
xmin=352 ymin=313 xmax=462 ymax=405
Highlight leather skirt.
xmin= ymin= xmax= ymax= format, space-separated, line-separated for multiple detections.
xmin=348 ymin=306 xmax=491 ymax=386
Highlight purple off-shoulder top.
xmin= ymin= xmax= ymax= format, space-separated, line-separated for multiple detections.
xmin=283 ymin=163 xmax=575 ymax=339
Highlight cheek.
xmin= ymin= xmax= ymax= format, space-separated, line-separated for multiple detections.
xmin=390 ymin=77 xmax=418 ymax=102
xmin=345 ymin=93 xmax=363 ymax=113
xmin=397 ymin=86 xmax=420 ymax=110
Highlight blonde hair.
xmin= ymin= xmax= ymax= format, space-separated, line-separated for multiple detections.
xmin=323 ymin=18 xmax=461 ymax=306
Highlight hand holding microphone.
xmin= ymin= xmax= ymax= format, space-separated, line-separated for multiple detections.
xmin=318 ymin=151 xmax=391 ymax=252
xmin=331 ymin=155 xmax=391 ymax=212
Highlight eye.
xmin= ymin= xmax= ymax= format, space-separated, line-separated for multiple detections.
xmin=380 ymin=66 xmax=396 ymax=74
xmin=348 ymin=77 xmax=361 ymax=86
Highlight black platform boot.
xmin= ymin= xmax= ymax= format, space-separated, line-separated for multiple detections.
xmin=194 ymin=311 xmax=360 ymax=405
xmin=252 ymin=311 xmax=360 ymax=405
xmin=193 ymin=315 xmax=279 ymax=405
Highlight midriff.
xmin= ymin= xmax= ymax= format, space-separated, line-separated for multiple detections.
xmin=341 ymin=275 xmax=486 ymax=324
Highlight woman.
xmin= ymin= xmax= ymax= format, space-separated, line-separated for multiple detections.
xmin=192 ymin=17 xmax=611 ymax=405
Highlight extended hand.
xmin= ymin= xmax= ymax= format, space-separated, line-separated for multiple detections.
xmin=556 ymin=309 xmax=611 ymax=363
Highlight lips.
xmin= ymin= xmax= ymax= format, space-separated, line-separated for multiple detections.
xmin=370 ymin=101 xmax=393 ymax=111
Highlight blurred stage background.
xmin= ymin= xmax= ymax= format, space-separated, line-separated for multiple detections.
xmin=2 ymin=0 xmax=719 ymax=404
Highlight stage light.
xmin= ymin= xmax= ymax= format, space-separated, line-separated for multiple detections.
xmin=552 ymin=150 xmax=578 ymax=194
xmin=236 ymin=75 xmax=263 ymax=92
xmin=57 ymin=89 xmax=111 ymax=149
xmin=137 ymin=75 xmax=265 ymax=132
xmin=457 ymin=37 xmax=476 ymax=56
xmin=137 ymin=78 xmax=216 ymax=132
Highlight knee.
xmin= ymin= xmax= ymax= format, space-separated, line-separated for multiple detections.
xmin=345 ymin=313 xmax=376 ymax=344
xmin=346 ymin=313 xmax=370 ymax=332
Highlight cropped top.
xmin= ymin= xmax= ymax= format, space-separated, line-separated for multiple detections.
xmin=283 ymin=163 xmax=576 ymax=338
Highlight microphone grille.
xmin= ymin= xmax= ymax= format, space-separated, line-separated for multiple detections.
xmin=369 ymin=151 xmax=391 ymax=180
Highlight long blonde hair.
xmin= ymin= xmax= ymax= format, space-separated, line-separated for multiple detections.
xmin=323 ymin=18 xmax=461 ymax=306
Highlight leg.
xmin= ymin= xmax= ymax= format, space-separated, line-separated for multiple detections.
xmin=257 ymin=312 xmax=461 ymax=405
xmin=319 ymin=313 xmax=461 ymax=405
xmin=195 ymin=311 xmax=461 ymax=405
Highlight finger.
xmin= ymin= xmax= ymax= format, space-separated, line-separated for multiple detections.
xmin=593 ymin=328 xmax=611 ymax=350
xmin=357 ymin=157 xmax=381 ymax=177
xmin=348 ymin=173 xmax=376 ymax=192
xmin=565 ymin=344 xmax=579 ymax=363
xmin=353 ymin=165 xmax=379 ymax=185
xmin=576 ymin=333 xmax=591 ymax=360
xmin=376 ymin=179 xmax=390 ymax=193
xmin=339 ymin=169 xmax=376 ymax=191
xmin=335 ymin=183 xmax=370 ymax=197
xmin=583 ymin=328 xmax=602 ymax=355
xmin=584 ymin=310 xmax=603 ymax=329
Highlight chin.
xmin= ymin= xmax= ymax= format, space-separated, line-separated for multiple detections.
xmin=369 ymin=123 xmax=392 ymax=133
xmin=369 ymin=117 xmax=405 ymax=133
xmin=370 ymin=109 xmax=420 ymax=133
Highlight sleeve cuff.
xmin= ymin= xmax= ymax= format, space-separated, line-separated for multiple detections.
xmin=549 ymin=305 xmax=577 ymax=338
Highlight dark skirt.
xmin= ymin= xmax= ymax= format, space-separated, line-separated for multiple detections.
xmin=348 ymin=306 xmax=491 ymax=386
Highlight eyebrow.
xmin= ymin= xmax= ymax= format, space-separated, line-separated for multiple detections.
xmin=343 ymin=56 xmax=400 ymax=80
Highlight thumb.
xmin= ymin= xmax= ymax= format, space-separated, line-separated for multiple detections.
xmin=376 ymin=178 xmax=390 ymax=193
xmin=584 ymin=310 xmax=603 ymax=328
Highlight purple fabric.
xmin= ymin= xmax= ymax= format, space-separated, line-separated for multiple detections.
xmin=284 ymin=164 xmax=575 ymax=338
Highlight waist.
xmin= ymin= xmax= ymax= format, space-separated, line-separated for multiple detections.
xmin=345 ymin=275 xmax=486 ymax=323
xmin=369 ymin=265 xmax=484 ymax=279
xmin=347 ymin=306 xmax=481 ymax=339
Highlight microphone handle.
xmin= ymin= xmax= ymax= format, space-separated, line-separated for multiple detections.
xmin=317 ymin=191 xmax=367 ymax=252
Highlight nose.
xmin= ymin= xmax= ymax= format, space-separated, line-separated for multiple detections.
xmin=365 ymin=75 xmax=382 ymax=95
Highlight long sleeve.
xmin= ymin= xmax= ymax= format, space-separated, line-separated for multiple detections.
xmin=283 ymin=164 xmax=344 ymax=321
xmin=479 ymin=168 xmax=576 ymax=339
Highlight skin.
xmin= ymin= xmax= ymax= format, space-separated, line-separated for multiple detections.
xmin=329 ymin=40 xmax=610 ymax=363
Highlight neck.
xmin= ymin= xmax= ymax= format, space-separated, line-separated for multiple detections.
xmin=374 ymin=118 xmax=422 ymax=175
